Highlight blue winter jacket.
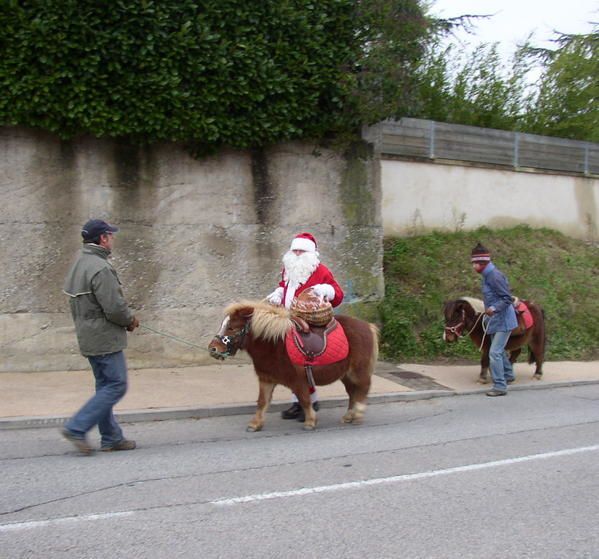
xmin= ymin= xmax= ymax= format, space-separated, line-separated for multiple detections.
xmin=481 ymin=262 xmax=518 ymax=334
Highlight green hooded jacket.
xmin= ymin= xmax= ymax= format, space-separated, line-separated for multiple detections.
xmin=63 ymin=244 xmax=133 ymax=356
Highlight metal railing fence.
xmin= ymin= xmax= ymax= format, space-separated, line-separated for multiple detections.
xmin=364 ymin=118 xmax=599 ymax=176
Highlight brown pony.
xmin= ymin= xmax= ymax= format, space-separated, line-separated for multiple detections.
xmin=208 ymin=300 xmax=379 ymax=431
xmin=443 ymin=297 xmax=546 ymax=383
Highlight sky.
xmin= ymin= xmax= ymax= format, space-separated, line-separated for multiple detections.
xmin=429 ymin=0 xmax=597 ymax=58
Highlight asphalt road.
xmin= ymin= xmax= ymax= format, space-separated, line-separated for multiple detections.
xmin=1 ymin=385 xmax=599 ymax=559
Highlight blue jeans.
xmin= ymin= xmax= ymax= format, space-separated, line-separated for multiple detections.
xmin=65 ymin=351 xmax=128 ymax=447
xmin=489 ymin=331 xmax=515 ymax=391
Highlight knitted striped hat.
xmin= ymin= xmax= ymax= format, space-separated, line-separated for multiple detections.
xmin=471 ymin=242 xmax=491 ymax=262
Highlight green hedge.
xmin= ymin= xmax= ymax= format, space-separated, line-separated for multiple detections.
xmin=0 ymin=0 xmax=429 ymax=151
xmin=0 ymin=0 xmax=358 ymax=148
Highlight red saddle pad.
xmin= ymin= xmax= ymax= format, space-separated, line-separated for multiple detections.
xmin=515 ymin=301 xmax=534 ymax=329
xmin=285 ymin=322 xmax=349 ymax=366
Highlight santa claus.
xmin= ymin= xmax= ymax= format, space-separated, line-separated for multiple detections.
xmin=266 ymin=232 xmax=344 ymax=420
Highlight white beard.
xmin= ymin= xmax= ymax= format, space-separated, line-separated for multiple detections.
xmin=282 ymin=251 xmax=319 ymax=285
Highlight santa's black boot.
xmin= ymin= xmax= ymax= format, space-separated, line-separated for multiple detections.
xmin=281 ymin=402 xmax=302 ymax=420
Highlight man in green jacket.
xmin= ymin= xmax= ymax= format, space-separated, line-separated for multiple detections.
xmin=62 ymin=219 xmax=139 ymax=454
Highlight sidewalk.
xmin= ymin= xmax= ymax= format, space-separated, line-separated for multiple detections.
xmin=1 ymin=360 xmax=598 ymax=429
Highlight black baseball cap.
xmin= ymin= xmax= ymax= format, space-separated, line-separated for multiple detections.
xmin=81 ymin=219 xmax=119 ymax=241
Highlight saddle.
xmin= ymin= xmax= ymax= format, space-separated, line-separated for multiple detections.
xmin=285 ymin=289 xmax=349 ymax=391
xmin=511 ymin=298 xmax=534 ymax=336
xmin=285 ymin=316 xmax=349 ymax=367
xmin=290 ymin=316 xmax=337 ymax=361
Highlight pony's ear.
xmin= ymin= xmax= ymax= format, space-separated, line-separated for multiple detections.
xmin=236 ymin=306 xmax=254 ymax=319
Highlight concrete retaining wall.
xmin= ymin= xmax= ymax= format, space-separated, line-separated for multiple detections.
xmin=4 ymin=123 xmax=596 ymax=373
xmin=0 ymin=128 xmax=382 ymax=371
xmin=381 ymin=159 xmax=598 ymax=240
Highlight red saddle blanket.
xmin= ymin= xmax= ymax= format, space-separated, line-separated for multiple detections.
xmin=515 ymin=301 xmax=534 ymax=329
xmin=285 ymin=321 xmax=349 ymax=366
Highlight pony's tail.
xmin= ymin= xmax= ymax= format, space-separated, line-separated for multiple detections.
xmin=368 ymin=323 xmax=380 ymax=372
xmin=528 ymin=348 xmax=536 ymax=365
xmin=528 ymin=308 xmax=547 ymax=364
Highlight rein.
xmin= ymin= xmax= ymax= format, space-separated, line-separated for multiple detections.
xmin=445 ymin=310 xmax=486 ymax=349
xmin=140 ymin=324 xmax=212 ymax=353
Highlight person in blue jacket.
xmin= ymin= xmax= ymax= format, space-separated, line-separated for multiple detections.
xmin=471 ymin=243 xmax=518 ymax=396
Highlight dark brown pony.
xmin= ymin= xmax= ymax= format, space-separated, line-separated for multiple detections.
xmin=443 ymin=297 xmax=546 ymax=383
xmin=208 ymin=300 xmax=379 ymax=431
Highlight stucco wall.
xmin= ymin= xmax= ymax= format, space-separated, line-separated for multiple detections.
xmin=381 ymin=159 xmax=598 ymax=240
xmin=0 ymin=128 xmax=382 ymax=372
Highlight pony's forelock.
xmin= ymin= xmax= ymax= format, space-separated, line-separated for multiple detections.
xmin=224 ymin=300 xmax=292 ymax=342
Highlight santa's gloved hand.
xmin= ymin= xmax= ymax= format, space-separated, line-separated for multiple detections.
xmin=266 ymin=287 xmax=284 ymax=306
xmin=311 ymin=284 xmax=335 ymax=301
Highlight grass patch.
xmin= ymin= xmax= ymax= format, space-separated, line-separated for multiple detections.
xmin=380 ymin=226 xmax=599 ymax=362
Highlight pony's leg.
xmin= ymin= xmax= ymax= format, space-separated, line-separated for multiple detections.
xmin=296 ymin=389 xmax=317 ymax=431
xmin=509 ymin=348 xmax=521 ymax=363
xmin=247 ymin=380 xmax=275 ymax=432
xmin=340 ymin=376 xmax=369 ymax=424
xmin=340 ymin=377 xmax=357 ymax=423
xmin=343 ymin=401 xmax=367 ymax=424
xmin=530 ymin=347 xmax=543 ymax=380
xmin=478 ymin=352 xmax=490 ymax=384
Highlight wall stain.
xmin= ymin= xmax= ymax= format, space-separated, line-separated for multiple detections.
xmin=251 ymin=148 xmax=273 ymax=226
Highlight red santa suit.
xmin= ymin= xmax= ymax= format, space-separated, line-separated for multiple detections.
xmin=267 ymin=232 xmax=344 ymax=309
xmin=279 ymin=263 xmax=344 ymax=309
xmin=266 ymin=232 xmax=344 ymax=412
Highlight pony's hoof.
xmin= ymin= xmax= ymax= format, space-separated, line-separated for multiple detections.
xmin=342 ymin=414 xmax=353 ymax=423
xmin=533 ymin=373 xmax=543 ymax=380
xmin=302 ymin=423 xmax=316 ymax=431
xmin=477 ymin=377 xmax=489 ymax=384
xmin=343 ymin=416 xmax=364 ymax=425
xmin=246 ymin=424 xmax=262 ymax=432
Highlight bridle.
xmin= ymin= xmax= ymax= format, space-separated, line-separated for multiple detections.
xmin=444 ymin=308 xmax=484 ymax=338
xmin=210 ymin=316 xmax=251 ymax=359
xmin=444 ymin=308 xmax=467 ymax=338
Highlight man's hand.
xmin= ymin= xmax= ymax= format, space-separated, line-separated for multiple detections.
xmin=484 ymin=308 xmax=495 ymax=317
xmin=127 ymin=316 xmax=140 ymax=331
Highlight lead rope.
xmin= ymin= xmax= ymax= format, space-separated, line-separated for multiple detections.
xmin=139 ymin=324 xmax=213 ymax=354
xmin=477 ymin=314 xmax=490 ymax=351
xmin=461 ymin=312 xmax=487 ymax=352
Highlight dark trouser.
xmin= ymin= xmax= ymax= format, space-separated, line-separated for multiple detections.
xmin=65 ymin=351 xmax=128 ymax=447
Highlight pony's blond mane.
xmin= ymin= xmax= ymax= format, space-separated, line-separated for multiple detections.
xmin=224 ymin=300 xmax=292 ymax=342
xmin=458 ymin=296 xmax=485 ymax=314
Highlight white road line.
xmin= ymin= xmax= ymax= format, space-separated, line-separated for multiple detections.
xmin=2 ymin=444 xmax=598 ymax=530
xmin=0 ymin=511 xmax=133 ymax=533
xmin=211 ymin=443 xmax=599 ymax=506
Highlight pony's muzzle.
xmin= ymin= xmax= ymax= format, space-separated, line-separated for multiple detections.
xmin=208 ymin=341 xmax=227 ymax=360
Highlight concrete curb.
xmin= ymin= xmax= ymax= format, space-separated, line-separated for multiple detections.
xmin=1 ymin=379 xmax=598 ymax=430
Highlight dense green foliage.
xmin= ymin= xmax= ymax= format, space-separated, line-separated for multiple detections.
xmin=523 ymin=30 xmax=599 ymax=142
xmin=380 ymin=227 xmax=599 ymax=363
xmin=413 ymin=25 xmax=599 ymax=143
xmin=415 ymin=42 xmax=530 ymax=131
xmin=0 ymin=0 xmax=429 ymax=149
xmin=1 ymin=1 xmax=594 ymax=147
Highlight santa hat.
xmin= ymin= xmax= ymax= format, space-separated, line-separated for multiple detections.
xmin=471 ymin=242 xmax=491 ymax=262
xmin=290 ymin=232 xmax=318 ymax=253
